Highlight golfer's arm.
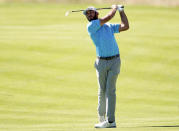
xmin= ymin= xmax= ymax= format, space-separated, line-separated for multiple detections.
xmin=99 ymin=8 xmax=117 ymax=26
xmin=119 ymin=11 xmax=129 ymax=32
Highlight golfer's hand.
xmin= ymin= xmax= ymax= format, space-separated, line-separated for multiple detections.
xmin=100 ymin=5 xmax=118 ymax=26
xmin=111 ymin=5 xmax=118 ymax=10
xmin=117 ymin=5 xmax=124 ymax=12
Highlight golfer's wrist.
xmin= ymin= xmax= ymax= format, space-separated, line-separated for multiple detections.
xmin=119 ymin=10 xmax=124 ymax=14
xmin=118 ymin=8 xmax=124 ymax=12
xmin=112 ymin=7 xmax=117 ymax=12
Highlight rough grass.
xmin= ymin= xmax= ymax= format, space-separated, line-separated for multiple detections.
xmin=0 ymin=0 xmax=179 ymax=6
xmin=0 ymin=3 xmax=179 ymax=131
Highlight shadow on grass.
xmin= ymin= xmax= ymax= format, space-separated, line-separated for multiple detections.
xmin=144 ymin=125 xmax=179 ymax=128
xmin=121 ymin=125 xmax=179 ymax=128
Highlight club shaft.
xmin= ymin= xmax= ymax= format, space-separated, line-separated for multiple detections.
xmin=71 ymin=8 xmax=111 ymax=12
xmin=72 ymin=10 xmax=85 ymax=12
xmin=97 ymin=6 xmax=124 ymax=10
xmin=71 ymin=6 xmax=124 ymax=12
xmin=96 ymin=7 xmax=112 ymax=10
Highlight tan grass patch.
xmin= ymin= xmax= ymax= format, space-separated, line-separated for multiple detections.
xmin=0 ymin=0 xmax=179 ymax=6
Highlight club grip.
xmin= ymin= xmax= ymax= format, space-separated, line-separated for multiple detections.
xmin=96 ymin=6 xmax=124 ymax=10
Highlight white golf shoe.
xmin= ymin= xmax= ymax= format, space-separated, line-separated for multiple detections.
xmin=94 ymin=120 xmax=116 ymax=128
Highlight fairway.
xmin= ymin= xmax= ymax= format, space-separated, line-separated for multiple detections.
xmin=0 ymin=3 xmax=179 ymax=131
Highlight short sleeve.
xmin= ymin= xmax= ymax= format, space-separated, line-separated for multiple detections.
xmin=87 ymin=19 xmax=101 ymax=34
xmin=110 ymin=24 xmax=120 ymax=33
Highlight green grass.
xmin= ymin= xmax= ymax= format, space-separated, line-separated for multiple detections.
xmin=0 ymin=3 xmax=179 ymax=131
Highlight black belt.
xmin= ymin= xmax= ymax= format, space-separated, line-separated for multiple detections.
xmin=98 ymin=54 xmax=119 ymax=60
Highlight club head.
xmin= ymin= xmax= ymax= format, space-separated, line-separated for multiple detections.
xmin=65 ymin=11 xmax=70 ymax=16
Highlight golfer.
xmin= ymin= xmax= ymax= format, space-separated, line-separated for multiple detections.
xmin=83 ymin=5 xmax=129 ymax=128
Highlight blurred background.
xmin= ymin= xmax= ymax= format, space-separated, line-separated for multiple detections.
xmin=0 ymin=0 xmax=179 ymax=131
xmin=0 ymin=0 xmax=179 ymax=6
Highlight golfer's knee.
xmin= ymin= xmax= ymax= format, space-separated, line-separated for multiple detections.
xmin=107 ymin=88 xmax=116 ymax=96
xmin=98 ymin=88 xmax=105 ymax=95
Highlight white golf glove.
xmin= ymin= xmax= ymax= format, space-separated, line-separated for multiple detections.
xmin=117 ymin=5 xmax=124 ymax=12
xmin=111 ymin=5 xmax=118 ymax=10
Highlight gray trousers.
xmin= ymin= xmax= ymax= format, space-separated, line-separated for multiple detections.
xmin=94 ymin=56 xmax=121 ymax=122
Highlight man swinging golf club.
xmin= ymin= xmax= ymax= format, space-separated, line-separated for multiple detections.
xmin=83 ymin=5 xmax=129 ymax=128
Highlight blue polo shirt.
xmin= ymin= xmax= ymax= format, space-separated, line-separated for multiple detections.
xmin=87 ymin=19 xmax=120 ymax=57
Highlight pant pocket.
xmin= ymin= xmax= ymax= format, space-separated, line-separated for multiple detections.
xmin=94 ymin=58 xmax=100 ymax=69
xmin=111 ymin=58 xmax=121 ymax=75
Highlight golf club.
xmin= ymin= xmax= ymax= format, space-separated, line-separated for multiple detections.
xmin=65 ymin=6 xmax=124 ymax=16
